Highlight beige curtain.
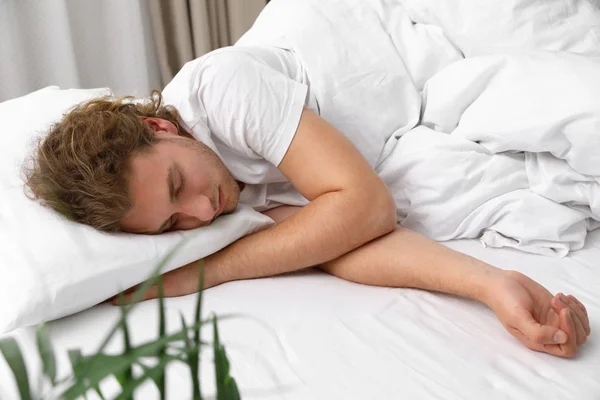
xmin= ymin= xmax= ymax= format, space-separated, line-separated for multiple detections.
xmin=148 ymin=0 xmax=268 ymax=86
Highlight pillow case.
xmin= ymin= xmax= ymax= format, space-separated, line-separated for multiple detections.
xmin=399 ymin=0 xmax=600 ymax=57
xmin=0 ymin=87 xmax=273 ymax=333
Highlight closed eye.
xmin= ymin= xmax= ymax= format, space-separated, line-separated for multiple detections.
xmin=176 ymin=166 xmax=185 ymax=199
xmin=162 ymin=167 xmax=185 ymax=233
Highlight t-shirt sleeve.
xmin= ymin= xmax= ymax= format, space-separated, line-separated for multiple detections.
xmin=194 ymin=50 xmax=308 ymax=166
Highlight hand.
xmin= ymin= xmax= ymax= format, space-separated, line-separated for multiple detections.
xmin=109 ymin=260 xmax=206 ymax=305
xmin=485 ymin=270 xmax=590 ymax=358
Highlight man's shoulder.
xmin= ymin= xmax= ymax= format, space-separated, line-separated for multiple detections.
xmin=175 ymin=47 xmax=270 ymax=77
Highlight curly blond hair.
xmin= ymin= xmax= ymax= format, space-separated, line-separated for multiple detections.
xmin=23 ymin=90 xmax=183 ymax=232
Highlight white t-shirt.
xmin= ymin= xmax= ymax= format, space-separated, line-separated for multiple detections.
xmin=162 ymin=0 xmax=454 ymax=211
xmin=162 ymin=46 xmax=316 ymax=211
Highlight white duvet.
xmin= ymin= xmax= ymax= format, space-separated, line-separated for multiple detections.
xmin=241 ymin=0 xmax=600 ymax=256
xmin=3 ymin=1 xmax=600 ymax=399
xmin=379 ymin=52 xmax=600 ymax=256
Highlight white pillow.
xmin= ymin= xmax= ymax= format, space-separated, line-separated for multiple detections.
xmin=0 ymin=87 xmax=273 ymax=333
xmin=399 ymin=0 xmax=600 ymax=57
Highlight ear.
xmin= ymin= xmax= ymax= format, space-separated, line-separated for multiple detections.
xmin=141 ymin=117 xmax=179 ymax=137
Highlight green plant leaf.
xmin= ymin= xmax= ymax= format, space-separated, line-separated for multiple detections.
xmin=135 ymin=358 xmax=186 ymax=395
xmin=158 ymin=277 xmax=165 ymax=338
xmin=194 ymin=261 xmax=205 ymax=345
xmin=69 ymin=348 xmax=104 ymax=399
xmin=61 ymin=320 xmax=207 ymax=400
xmin=67 ymin=349 xmax=82 ymax=376
xmin=192 ymin=262 xmax=205 ymax=400
xmin=80 ymin=238 xmax=190 ymax=380
xmin=116 ymin=295 xmax=134 ymax=399
xmin=180 ymin=313 xmax=201 ymax=400
xmin=212 ymin=316 xmax=241 ymax=400
xmin=35 ymin=323 xmax=56 ymax=386
xmin=0 ymin=337 xmax=32 ymax=400
xmin=57 ymin=241 xmax=224 ymax=400
xmin=179 ymin=313 xmax=191 ymax=349
xmin=157 ymin=276 xmax=166 ymax=400
xmin=130 ymin=329 xmax=185 ymax=357
xmin=134 ymin=361 xmax=163 ymax=395
xmin=114 ymin=357 xmax=173 ymax=400
xmin=93 ymin=386 xmax=107 ymax=400
xmin=64 ymin=353 xmax=134 ymax=400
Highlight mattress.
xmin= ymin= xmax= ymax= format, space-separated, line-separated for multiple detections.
xmin=1 ymin=234 xmax=599 ymax=399
xmin=2 ymin=1 xmax=599 ymax=398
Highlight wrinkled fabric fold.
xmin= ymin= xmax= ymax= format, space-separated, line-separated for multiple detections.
xmin=379 ymin=53 xmax=600 ymax=256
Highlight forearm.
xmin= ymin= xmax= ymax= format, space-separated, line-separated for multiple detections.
xmin=320 ymin=227 xmax=502 ymax=304
xmin=204 ymin=190 xmax=396 ymax=288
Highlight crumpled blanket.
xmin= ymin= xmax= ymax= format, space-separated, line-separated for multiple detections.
xmin=378 ymin=52 xmax=600 ymax=256
xmin=239 ymin=0 xmax=600 ymax=256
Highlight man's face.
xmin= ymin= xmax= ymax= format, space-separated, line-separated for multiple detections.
xmin=120 ymin=119 xmax=240 ymax=234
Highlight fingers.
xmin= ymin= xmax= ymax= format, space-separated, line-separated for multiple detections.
xmin=509 ymin=306 xmax=580 ymax=358
xmin=521 ymin=308 xmax=578 ymax=358
xmin=571 ymin=312 xmax=588 ymax=346
xmin=567 ymin=294 xmax=591 ymax=335
xmin=515 ymin=310 xmax=568 ymax=345
xmin=556 ymin=308 xmax=578 ymax=358
xmin=509 ymin=329 xmax=562 ymax=358
xmin=551 ymin=294 xmax=590 ymax=345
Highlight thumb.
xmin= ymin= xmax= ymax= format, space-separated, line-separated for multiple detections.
xmin=514 ymin=311 xmax=568 ymax=345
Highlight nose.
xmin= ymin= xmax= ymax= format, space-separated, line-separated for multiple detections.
xmin=178 ymin=194 xmax=215 ymax=222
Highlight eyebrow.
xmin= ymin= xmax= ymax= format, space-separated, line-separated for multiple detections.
xmin=153 ymin=164 xmax=176 ymax=234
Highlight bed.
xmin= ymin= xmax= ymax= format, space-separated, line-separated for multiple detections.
xmin=2 ymin=0 xmax=600 ymax=398
xmin=2 ymin=233 xmax=599 ymax=399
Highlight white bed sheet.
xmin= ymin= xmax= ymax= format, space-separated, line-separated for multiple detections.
xmin=1 ymin=234 xmax=599 ymax=399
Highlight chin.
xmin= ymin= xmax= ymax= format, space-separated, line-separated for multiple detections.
xmin=224 ymin=199 xmax=239 ymax=215
xmin=223 ymin=205 xmax=237 ymax=215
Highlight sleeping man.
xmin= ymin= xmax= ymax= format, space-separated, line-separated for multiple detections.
xmin=24 ymin=1 xmax=591 ymax=358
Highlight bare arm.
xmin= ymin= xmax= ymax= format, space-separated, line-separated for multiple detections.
xmin=264 ymin=207 xmax=590 ymax=358
xmin=202 ymin=108 xmax=396 ymax=287
xmin=116 ymin=205 xmax=590 ymax=357
xmin=264 ymin=206 xmax=495 ymax=301
xmin=326 ymin=228 xmax=592 ymax=357
xmin=115 ymin=106 xmax=590 ymax=357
